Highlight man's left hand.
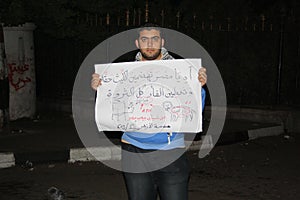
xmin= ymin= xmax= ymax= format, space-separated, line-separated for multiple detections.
xmin=198 ymin=67 xmax=207 ymax=86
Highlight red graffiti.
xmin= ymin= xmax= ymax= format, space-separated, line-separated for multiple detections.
xmin=7 ymin=62 xmax=32 ymax=91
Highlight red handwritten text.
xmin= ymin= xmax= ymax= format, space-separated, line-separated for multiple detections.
xmin=8 ymin=62 xmax=32 ymax=91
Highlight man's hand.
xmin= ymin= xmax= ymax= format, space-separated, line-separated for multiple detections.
xmin=91 ymin=73 xmax=101 ymax=90
xmin=198 ymin=67 xmax=207 ymax=86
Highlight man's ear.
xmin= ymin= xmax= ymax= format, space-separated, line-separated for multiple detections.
xmin=135 ymin=39 xmax=139 ymax=49
xmin=161 ymin=38 xmax=165 ymax=47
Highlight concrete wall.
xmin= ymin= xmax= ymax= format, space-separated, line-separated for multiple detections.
xmin=3 ymin=23 xmax=36 ymax=120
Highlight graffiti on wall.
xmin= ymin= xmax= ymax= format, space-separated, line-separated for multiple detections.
xmin=7 ymin=62 xmax=31 ymax=91
xmin=7 ymin=37 xmax=32 ymax=91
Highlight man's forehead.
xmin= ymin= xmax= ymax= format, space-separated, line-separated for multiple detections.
xmin=139 ymin=29 xmax=161 ymax=37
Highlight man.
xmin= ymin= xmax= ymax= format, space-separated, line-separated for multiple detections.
xmin=91 ymin=23 xmax=207 ymax=200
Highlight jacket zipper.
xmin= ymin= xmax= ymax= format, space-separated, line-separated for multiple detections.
xmin=167 ymin=132 xmax=173 ymax=144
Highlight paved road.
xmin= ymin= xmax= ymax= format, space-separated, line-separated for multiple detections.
xmin=0 ymin=134 xmax=299 ymax=200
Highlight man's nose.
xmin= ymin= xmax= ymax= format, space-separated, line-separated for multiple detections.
xmin=147 ymin=39 xmax=153 ymax=47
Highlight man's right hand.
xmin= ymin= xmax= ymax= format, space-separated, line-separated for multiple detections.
xmin=91 ymin=73 xmax=101 ymax=90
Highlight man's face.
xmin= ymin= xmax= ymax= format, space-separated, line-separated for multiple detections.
xmin=135 ymin=29 xmax=165 ymax=60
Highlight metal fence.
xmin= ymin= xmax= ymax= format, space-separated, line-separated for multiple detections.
xmin=34 ymin=11 xmax=300 ymax=106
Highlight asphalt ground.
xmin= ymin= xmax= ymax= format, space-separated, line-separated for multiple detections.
xmin=0 ymin=133 xmax=299 ymax=200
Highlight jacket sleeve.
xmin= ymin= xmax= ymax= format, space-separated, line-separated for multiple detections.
xmin=201 ymin=87 xmax=206 ymax=112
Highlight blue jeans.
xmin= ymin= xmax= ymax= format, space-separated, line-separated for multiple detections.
xmin=122 ymin=143 xmax=190 ymax=200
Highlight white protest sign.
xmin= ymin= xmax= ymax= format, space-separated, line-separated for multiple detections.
xmin=95 ymin=59 xmax=202 ymax=133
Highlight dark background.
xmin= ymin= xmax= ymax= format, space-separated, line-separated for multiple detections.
xmin=1 ymin=0 xmax=299 ymax=106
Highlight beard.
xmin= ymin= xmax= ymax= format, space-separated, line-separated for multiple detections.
xmin=140 ymin=48 xmax=162 ymax=60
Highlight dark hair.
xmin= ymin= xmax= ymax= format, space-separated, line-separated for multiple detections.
xmin=137 ymin=23 xmax=164 ymax=38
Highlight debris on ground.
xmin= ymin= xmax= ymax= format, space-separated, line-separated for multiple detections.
xmin=47 ymin=186 xmax=65 ymax=200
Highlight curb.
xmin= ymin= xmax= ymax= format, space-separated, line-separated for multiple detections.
xmin=248 ymin=125 xmax=283 ymax=140
xmin=69 ymin=146 xmax=121 ymax=163
xmin=0 ymin=152 xmax=14 ymax=168
xmin=0 ymin=125 xmax=284 ymax=169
